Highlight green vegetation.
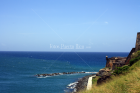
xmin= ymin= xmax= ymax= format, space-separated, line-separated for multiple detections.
xmin=130 ymin=50 xmax=140 ymax=66
xmin=78 ymin=51 xmax=140 ymax=93
xmin=113 ymin=65 xmax=129 ymax=75
xmin=131 ymin=50 xmax=140 ymax=59
xmin=92 ymin=77 xmax=99 ymax=84
xmin=129 ymin=58 xmax=140 ymax=70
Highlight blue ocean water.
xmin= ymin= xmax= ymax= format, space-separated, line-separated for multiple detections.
xmin=0 ymin=52 xmax=129 ymax=93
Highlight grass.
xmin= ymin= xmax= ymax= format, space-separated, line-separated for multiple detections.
xmin=129 ymin=50 xmax=140 ymax=66
xmin=78 ymin=53 xmax=140 ymax=93
xmin=92 ymin=76 xmax=99 ymax=84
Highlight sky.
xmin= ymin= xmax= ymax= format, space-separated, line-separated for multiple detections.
xmin=0 ymin=0 xmax=140 ymax=52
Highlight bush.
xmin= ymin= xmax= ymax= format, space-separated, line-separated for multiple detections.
xmin=129 ymin=56 xmax=140 ymax=66
xmin=113 ymin=66 xmax=129 ymax=75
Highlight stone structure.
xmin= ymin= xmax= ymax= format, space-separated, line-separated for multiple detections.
xmin=106 ymin=32 xmax=140 ymax=68
xmin=125 ymin=48 xmax=135 ymax=65
xmin=125 ymin=32 xmax=140 ymax=65
xmin=106 ymin=56 xmax=126 ymax=70
xmin=135 ymin=32 xmax=140 ymax=52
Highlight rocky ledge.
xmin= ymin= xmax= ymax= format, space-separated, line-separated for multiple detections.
xmin=96 ymin=68 xmax=112 ymax=85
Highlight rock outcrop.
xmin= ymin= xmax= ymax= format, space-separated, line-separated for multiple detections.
xmin=97 ymin=73 xmax=112 ymax=85
xmin=96 ymin=68 xmax=110 ymax=76
xmin=96 ymin=68 xmax=112 ymax=85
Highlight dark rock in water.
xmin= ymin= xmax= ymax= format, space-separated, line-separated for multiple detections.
xmin=35 ymin=71 xmax=87 ymax=77
xmin=35 ymin=72 xmax=96 ymax=92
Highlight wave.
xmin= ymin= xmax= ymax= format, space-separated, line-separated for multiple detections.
xmin=37 ymin=76 xmax=51 ymax=78
xmin=67 ymin=82 xmax=78 ymax=89
xmin=85 ymin=72 xmax=98 ymax=73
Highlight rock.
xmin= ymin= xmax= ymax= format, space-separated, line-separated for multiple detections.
xmin=97 ymin=73 xmax=112 ymax=85
xmin=35 ymin=71 xmax=90 ymax=77
xmin=75 ymin=74 xmax=96 ymax=92
xmin=96 ymin=69 xmax=110 ymax=76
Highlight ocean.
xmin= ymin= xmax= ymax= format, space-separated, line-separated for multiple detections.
xmin=0 ymin=51 xmax=129 ymax=93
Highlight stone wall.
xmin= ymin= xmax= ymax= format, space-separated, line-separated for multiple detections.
xmin=125 ymin=48 xmax=135 ymax=65
xmin=106 ymin=57 xmax=126 ymax=69
xmin=105 ymin=32 xmax=139 ymax=69
xmin=135 ymin=32 xmax=140 ymax=52
xmin=112 ymin=62 xmax=125 ymax=70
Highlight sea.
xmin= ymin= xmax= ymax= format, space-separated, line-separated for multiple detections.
xmin=0 ymin=51 xmax=129 ymax=93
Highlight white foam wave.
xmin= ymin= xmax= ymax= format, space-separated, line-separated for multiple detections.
xmin=85 ymin=72 xmax=98 ymax=73
xmin=68 ymin=82 xmax=78 ymax=86
xmin=67 ymin=82 xmax=78 ymax=89
xmin=59 ymin=73 xmax=63 ymax=75
xmin=37 ymin=76 xmax=51 ymax=78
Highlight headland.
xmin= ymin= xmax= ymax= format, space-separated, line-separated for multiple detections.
xmin=75 ymin=32 xmax=140 ymax=93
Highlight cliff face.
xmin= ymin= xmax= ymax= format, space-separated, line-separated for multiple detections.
xmin=125 ymin=48 xmax=135 ymax=65
xmin=106 ymin=32 xmax=140 ymax=69
xmin=125 ymin=32 xmax=140 ymax=65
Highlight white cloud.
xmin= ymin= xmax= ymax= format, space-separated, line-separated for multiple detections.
xmin=105 ymin=21 xmax=108 ymax=24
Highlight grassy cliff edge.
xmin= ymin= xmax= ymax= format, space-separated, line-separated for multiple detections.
xmin=79 ymin=51 xmax=140 ymax=93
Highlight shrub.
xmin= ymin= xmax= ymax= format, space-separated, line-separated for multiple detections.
xmin=113 ymin=66 xmax=129 ymax=75
xmin=129 ymin=56 xmax=140 ymax=66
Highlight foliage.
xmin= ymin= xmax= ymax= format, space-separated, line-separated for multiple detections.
xmin=92 ymin=78 xmax=97 ymax=84
xmin=129 ymin=60 xmax=140 ymax=70
xmin=129 ymin=55 xmax=140 ymax=66
xmin=113 ymin=65 xmax=129 ymax=75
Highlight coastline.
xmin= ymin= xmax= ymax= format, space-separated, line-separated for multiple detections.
xmin=74 ymin=74 xmax=96 ymax=93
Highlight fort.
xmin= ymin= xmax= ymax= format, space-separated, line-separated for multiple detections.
xmin=95 ymin=32 xmax=140 ymax=86
xmin=105 ymin=32 xmax=140 ymax=70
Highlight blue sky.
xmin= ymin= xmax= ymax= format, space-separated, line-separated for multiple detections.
xmin=0 ymin=0 xmax=140 ymax=52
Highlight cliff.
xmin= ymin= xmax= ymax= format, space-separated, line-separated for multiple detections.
xmin=78 ymin=32 xmax=140 ymax=93
xmin=105 ymin=32 xmax=140 ymax=70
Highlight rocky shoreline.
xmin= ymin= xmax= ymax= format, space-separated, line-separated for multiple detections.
xmin=74 ymin=74 xmax=96 ymax=93
xmin=74 ymin=68 xmax=112 ymax=92
xmin=35 ymin=72 xmax=96 ymax=93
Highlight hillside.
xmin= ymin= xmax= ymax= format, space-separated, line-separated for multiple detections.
xmin=79 ymin=51 xmax=140 ymax=93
